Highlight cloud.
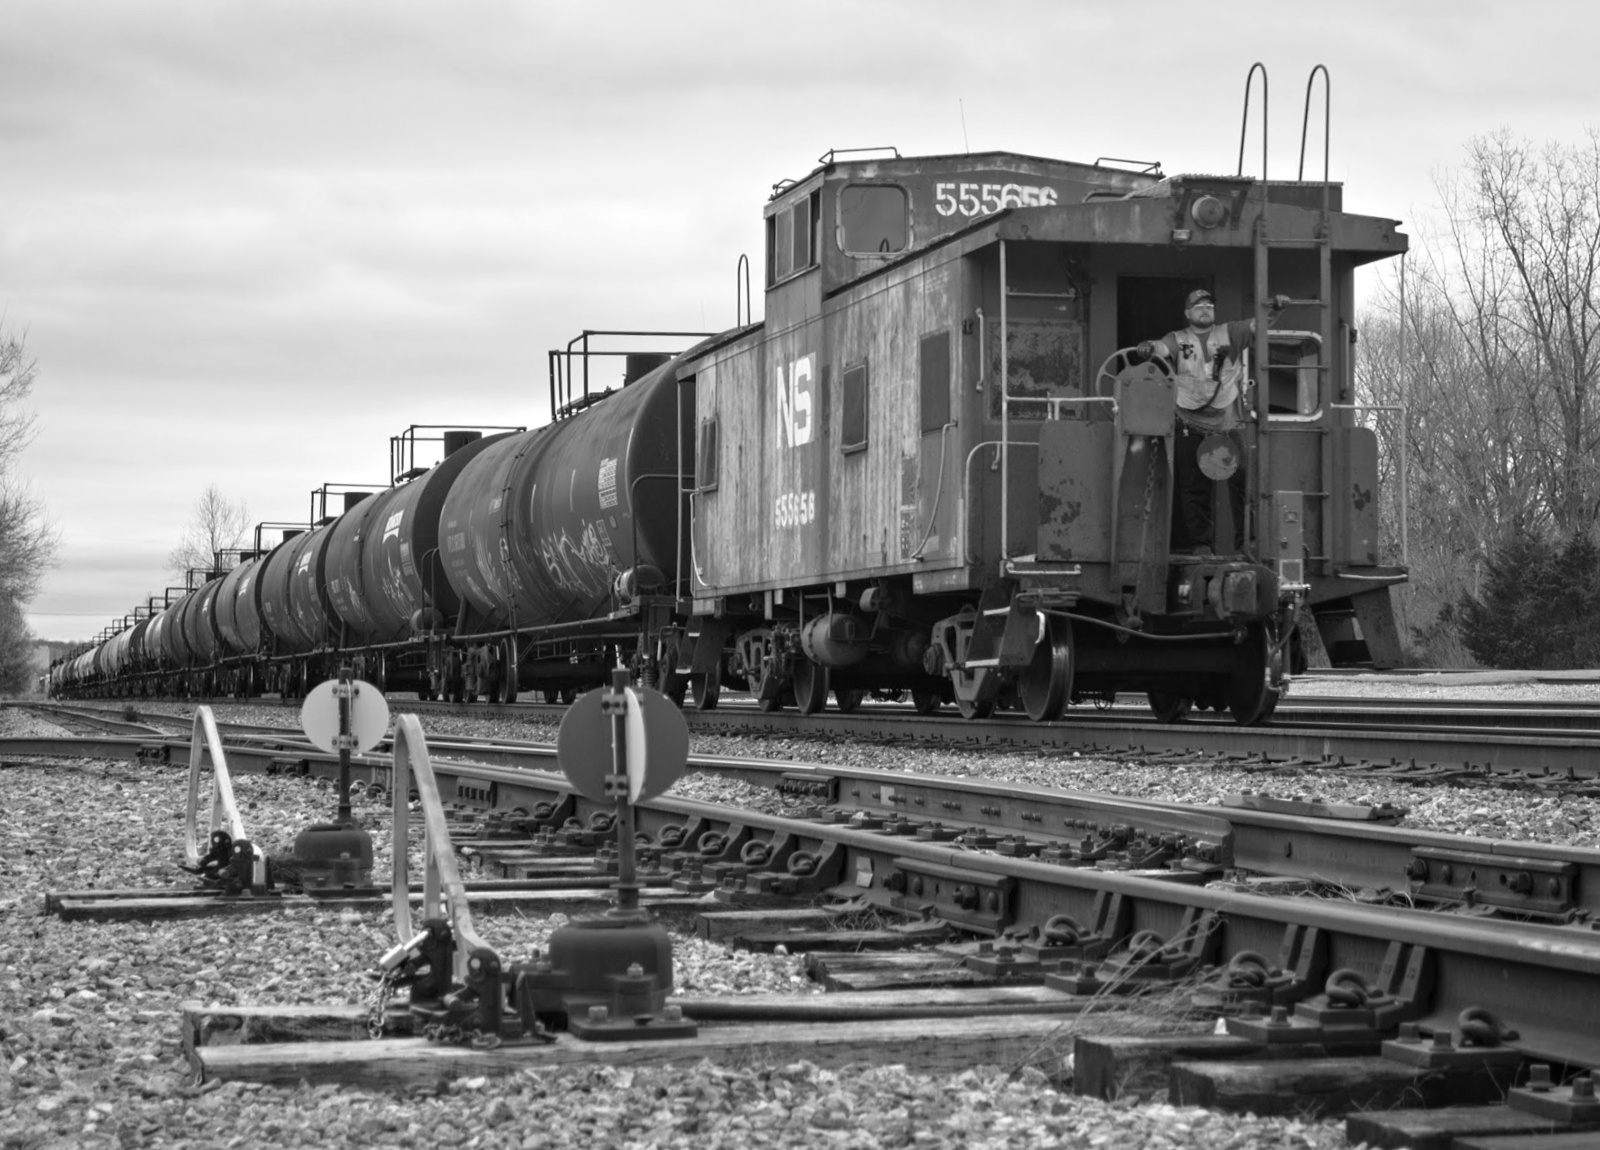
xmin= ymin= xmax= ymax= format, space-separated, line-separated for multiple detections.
xmin=12 ymin=0 xmax=1600 ymax=640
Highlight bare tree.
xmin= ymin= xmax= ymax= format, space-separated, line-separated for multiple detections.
xmin=0 ymin=327 xmax=56 ymax=693
xmin=1356 ymin=130 xmax=1600 ymax=664
xmin=167 ymin=484 xmax=252 ymax=582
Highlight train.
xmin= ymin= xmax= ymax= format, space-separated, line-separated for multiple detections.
xmin=51 ymin=137 xmax=1409 ymax=725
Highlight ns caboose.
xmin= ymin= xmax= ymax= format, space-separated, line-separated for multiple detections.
xmin=677 ymin=145 xmax=1407 ymax=723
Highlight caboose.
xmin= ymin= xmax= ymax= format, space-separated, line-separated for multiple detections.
xmin=678 ymin=146 xmax=1407 ymax=723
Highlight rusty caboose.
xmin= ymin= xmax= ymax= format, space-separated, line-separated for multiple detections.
xmin=677 ymin=147 xmax=1406 ymax=723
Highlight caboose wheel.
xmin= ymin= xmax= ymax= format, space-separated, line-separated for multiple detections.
xmin=1228 ymin=622 xmax=1283 ymax=725
xmin=954 ymin=692 xmax=994 ymax=720
xmin=792 ymin=660 xmax=829 ymax=715
xmin=1146 ymin=691 xmax=1192 ymax=723
xmin=950 ymin=664 xmax=997 ymax=719
xmin=833 ymin=688 xmax=865 ymax=713
xmin=1019 ymin=616 xmax=1074 ymax=722
xmin=911 ymin=689 xmax=942 ymax=715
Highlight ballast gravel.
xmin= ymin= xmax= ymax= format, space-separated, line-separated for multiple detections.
xmin=9 ymin=679 xmax=1594 ymax=1150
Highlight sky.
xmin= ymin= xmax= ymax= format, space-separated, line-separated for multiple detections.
xmin=6 ymin=0 xmax=1597 ymax=642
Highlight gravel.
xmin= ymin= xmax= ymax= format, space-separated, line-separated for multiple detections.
xmin=15 ymin=677 xmax=1593 ymax=1148
xmin=0 ymin=702 xmax=1373 ymax=1149
xmin=128 ymin=675 xmax=1600 ymax=850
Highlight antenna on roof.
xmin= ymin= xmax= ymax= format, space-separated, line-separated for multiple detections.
xmin=959 ymin=99 xmax=970 ymax=154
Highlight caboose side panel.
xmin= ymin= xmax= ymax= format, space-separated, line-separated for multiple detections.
xmin=824 ymin=251 xmax=967 ymax=582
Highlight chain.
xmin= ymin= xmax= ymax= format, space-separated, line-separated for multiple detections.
xmin=364 ymin=970 xmax=397 ymax=1039
xmin=1141 ymin=437 xmax=1158 ymax=525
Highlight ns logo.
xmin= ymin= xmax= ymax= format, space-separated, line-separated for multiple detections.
xmin=776 ymin=354 xmax=814 ymax=449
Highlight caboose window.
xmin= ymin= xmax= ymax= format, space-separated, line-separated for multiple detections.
xmin=840 ymin=184 xmax=908 ymax=255
xmin=769 ymin=211 xmax=792 ymax=283
xmin=793 ymin=193 xmax=815 ymax=271
xmin=766 ymin=191 xmax=821 ymax=286
xmin=919 ymin=331 xmax=951 ymax=433
xmin=841 ymin=362 xmax=868 ymax=453
xmin=697 ymin=416 xmax=720 ymax=491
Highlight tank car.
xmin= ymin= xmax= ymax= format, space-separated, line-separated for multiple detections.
xmin=675 ymin=147 xmax=1407 ymax=723
xmin=436 ymin=355 xmax=691 ymax=701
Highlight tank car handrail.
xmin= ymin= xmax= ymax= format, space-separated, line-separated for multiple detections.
xmin=627 ymin=471 xmax=682 ymax=607
xmin=550 ymin=329 xmax=715 ymax=421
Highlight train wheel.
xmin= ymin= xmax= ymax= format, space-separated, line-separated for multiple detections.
xmin=1147 ymin=692 xmax=1192 ymax=723
xmin=1229 ymin=622 xmax=1284 ymax=726
xmin=833 ymin=688 xmax=865 ymax=713
xmin=792 ymin=660 xmax=828 ymax=715
xmin=950 ymin=664 xmax=996 ymax=720
xmin=560 ymin=687 xmax=578 ymax=705
xmin=498 ymin=641 xmax=519 ymax=705
xmin=688 ymin=662 xmax=721 ymax=710
xmin=1019 ymin=616 xmax=1073 ymax=723
xmin=954 ymin=691 xmax=993 ymax=720
xmin=542 ymin=688 xmax=559 ymax=704
xmin=911 ymin=689 xmax=942 ymax=715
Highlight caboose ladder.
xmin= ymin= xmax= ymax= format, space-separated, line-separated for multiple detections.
xmin=1250 ymin=64 xmax=1336 ymax=583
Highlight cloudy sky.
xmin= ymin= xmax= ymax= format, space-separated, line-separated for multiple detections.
xmin=7 ymin=0 xmax=1596 ymax=641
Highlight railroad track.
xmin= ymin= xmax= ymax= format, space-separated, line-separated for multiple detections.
xmin=24 ymin=690 xmax=1600 ymax=788
xmin=13 ymin=701 xmax=1600 ymax=1142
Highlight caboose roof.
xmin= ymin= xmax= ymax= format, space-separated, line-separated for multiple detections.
xmin=767 ymin=148 xmax=1163 ymax=207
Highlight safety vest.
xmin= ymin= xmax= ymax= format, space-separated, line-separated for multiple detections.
xmin=1165 ymin=325 xmax=1245 ymax=419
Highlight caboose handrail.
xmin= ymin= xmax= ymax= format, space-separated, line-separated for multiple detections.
xmin=817 ymin=145 xmax=900 ymax=165
xmin=1000 ymin=241 xmax=1010 ymax=569
xmin=1298 ymin=65 xmax=1331 ymax=224
xmin=1236 ymin=63 xmax=1269 ymax=183
xmin=1006 ymin=394 xmax=1119 ymax=419
xmin=735 ymin=254 xmax=751 ymax=328
xmin=963 ymin=439 xmax=1039 ymax=566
